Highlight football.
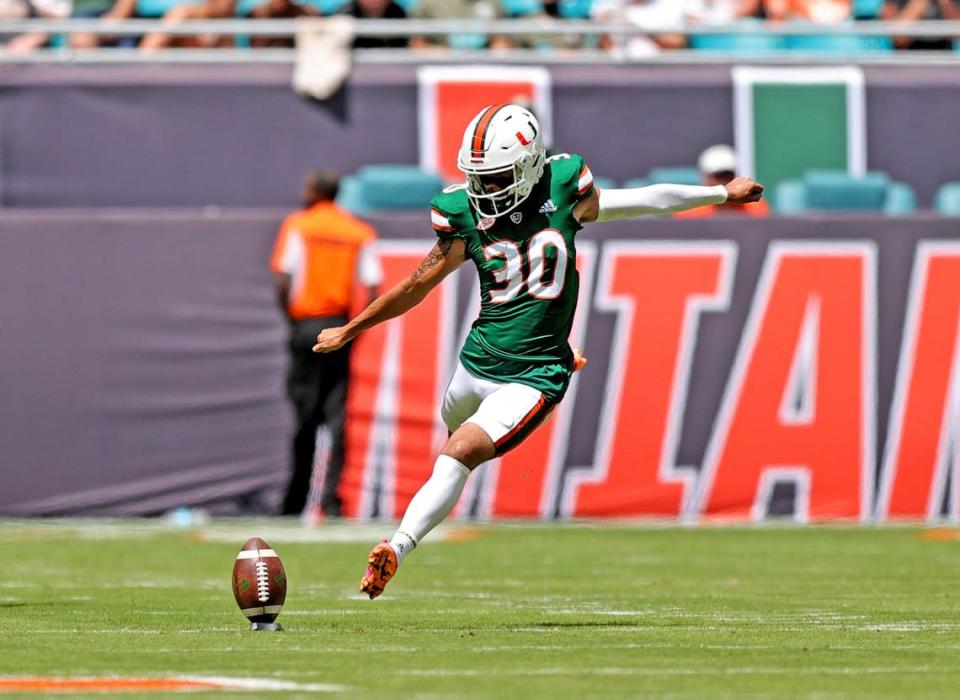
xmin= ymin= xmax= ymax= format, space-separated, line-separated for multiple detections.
xmin=232 ymin=537 xmax=287 ymax=626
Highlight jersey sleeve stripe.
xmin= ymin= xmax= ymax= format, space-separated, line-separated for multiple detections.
xmin=577 ymin=166 xmax=595 ymax=195
xmin=431 ymin=209 xmax=452 ymax=227
xmin=431 ymin=209 xmax=456 ymax=231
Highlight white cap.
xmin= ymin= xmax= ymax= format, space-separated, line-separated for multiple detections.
xmin=698 ymin=144 xmax=737 ymax=175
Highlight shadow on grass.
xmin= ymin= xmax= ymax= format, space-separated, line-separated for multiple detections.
xmin=0 ymin=601 xmax=68 ymax=609
xmin=512 ymin=620 xmax=645 ymax=629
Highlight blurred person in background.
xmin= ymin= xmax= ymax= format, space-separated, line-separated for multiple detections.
xmin=676 ymin=144 xmax=770 ymax=218
xmin=48 ymin=0 xmax=139 ymax=51
xmin=139 ymin=0 xmax=236 ymax=51
xmin=2 ymin=0 xmax=124 ymax=53
xmin=246 ymin=0 xmax=318 ymax=48
xmin=592 ymin=0 xmax=762 ymax=56
xmin=340 ymin=0 xmax=408 ymax=48
xmin=763 ymin=0 xmax=851 ymax=22
xmin=3 ymin=0 xmax=70 ymax=52
xmin=271 ymin=171 xmax=382 ymax=519
xmin=687 ymin=0 xmax=763 ymax=23
xmin=882 ymin=0 xmax=959 ymax=50
xmin=591 ymin=0 xmax=688 ymax=54
xmin=409 ymin=0 xmax=511 ymax=50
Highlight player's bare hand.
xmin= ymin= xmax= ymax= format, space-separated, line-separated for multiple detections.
xmin=313 ymin=327 xmax=351 ymax=353
xmin=724 ymin=177 xmax=764 ymax=204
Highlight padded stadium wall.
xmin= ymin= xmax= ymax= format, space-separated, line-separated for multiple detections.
xmin=0 ymin=63 xmax=958 ymax=208
xmin=2 ymin=209 xmax=959 ymax=521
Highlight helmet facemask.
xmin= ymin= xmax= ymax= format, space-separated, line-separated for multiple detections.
xmin=463 ymin=147 xmax=545 ymax=219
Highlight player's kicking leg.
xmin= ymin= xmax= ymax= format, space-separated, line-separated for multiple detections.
xmin=359 ymin=360 xmax=566 ymax=599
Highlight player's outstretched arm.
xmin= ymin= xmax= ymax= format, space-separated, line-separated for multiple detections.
xmin=574 ymin=176 xmax=764 ymax=223
xmin=313 ymin=237 xmax=466 ymax=353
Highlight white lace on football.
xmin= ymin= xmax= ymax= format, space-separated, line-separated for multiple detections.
xmin=255 ymin=561 xmax=271 ymax=603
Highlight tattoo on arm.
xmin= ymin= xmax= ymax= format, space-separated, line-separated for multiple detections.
xmin=412 ymin=238 xmax=455 ymax=281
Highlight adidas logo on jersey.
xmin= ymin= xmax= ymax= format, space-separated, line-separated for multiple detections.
xmin=539 ymin=199 xmax=557 ymax=214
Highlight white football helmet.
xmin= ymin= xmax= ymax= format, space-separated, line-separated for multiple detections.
xmin=457 ymin=103 xmax=546 ymax=218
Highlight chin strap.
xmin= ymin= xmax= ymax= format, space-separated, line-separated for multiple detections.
xmin=596 ymin=184 xmax=728 ymax=222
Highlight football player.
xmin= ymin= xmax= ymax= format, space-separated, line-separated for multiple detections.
xmin=312 ymin=104 xmax=764 ymax=598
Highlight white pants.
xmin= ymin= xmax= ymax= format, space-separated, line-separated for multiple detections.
xmin=441 ymin=362 xmax=554 ymax=456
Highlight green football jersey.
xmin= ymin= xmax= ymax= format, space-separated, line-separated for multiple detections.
xmin=430 ymin=153 xmax=595 ymax=403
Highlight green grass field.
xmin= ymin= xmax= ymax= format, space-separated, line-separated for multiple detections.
xmin=1 ymin=520 xmax=959 ymax=698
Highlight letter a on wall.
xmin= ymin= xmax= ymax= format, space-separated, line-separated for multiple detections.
xmin=695 ymin=242 xmax=876 ymax=522
xmin=878 ymin=243 xmax=960 ymax=521
xmin=418 ymin=66 xmax=552 ymax=183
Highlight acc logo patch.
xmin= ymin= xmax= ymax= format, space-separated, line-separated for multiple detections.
xmin=510 ymin=212 xmax=523 ymax=224
xmin=477 ymin=217 xmax=496 ymax=231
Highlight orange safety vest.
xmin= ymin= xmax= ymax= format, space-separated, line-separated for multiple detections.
xmin=270 ymin=202 xmax=377 ymax=320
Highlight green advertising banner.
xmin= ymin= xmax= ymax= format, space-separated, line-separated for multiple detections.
xmin=733 ymin=67 xmax=866 ymax=207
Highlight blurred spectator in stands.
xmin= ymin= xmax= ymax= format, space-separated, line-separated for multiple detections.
xmin=687 ymin=0 xmax=764 ymax=24
xmin=410 ymin=0 xmax=511 ymax=50
xmin=62 ymin=0 xmax=137 ymax=50
xmin=676 ymin=144 xmax=770 ymax=218
xmin=3 ymin=0 xmax=69 ymax=52
xmin=247 ymin=0 xmax=318 ymax=48
xmin=340 ymin=0 xmax=408 ymax=48
xmin=592 ymin=0 xmax=762 ymax=56
xmin=881 ymin=0 xmax=958 ymax=50
xmin=271 ymin=170 xmax=382 ymax=519
xmin=139 ymin=0 xmax=236 ymax=51
xmin=591 ymin=0 xmax=688 ymax=55
xmin=763 ymin=0 xmax=851 ymax=22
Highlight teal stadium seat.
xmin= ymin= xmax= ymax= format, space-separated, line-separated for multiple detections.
xmin=449 ymin=33 xmax=490 ymax=49
xmin=647 ymin=167 xmax=702 ymax=187
xmin=592 ymin=176 xmax=617 ymax=191
xmin=622 ymin=177 xmax=650 ymax=189
xmin=235 ymin=0 xmax=263 ymax=14
xmin=335 ymin=175 xmax=370 ymax=215
xmin=354 ymin=165 xmax=444 ymax=211
xmin=853 ymin=0 xmax=884 ymax=17
xmin=557 ymin=0 xmax=592 ymax=18
xmin=234 ymin=0 xmax=263 ymax=46
xmin=884 ymin=182 xmax=917 ymax=216
xmin=934 ymin=183 xmax=960 ymax=216
xmin=393 ymin=0 xmax=417 ymax=9
xmin=774 ymin=170 xmax=916 ymax=215
xmin=501 ymin=0 xmax=543 ymax=16
xmin=302 ymin=0 xmax=347 ymax=14
xmin=135 ymin=0 xmax=199 ymax=17
xmin=786 ymin=33 xmax=892 ymax=54
xmin=691 ymin=20 xmax=786 ymax=54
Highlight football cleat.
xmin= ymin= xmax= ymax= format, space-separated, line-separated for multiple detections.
xmin=360 ymin=540 xmax=398 ymax=600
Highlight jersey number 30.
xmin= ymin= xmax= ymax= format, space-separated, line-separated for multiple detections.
xmin=483 ymin=229 xmax=568 ymax=303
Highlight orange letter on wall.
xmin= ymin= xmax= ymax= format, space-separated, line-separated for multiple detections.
xmin=567 ymin=242 xmax=737 ymax=517
xmin=696 ymin=243 xmax=875 ymax=522
xmin=879 ymin=243 xmax=960 ymax=520
xmin=340 ymin=241 xmax=455 ymax=519
xmin=485 ymin=243 xmax=597 ymax=517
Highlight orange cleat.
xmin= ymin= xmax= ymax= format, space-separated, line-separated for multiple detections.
xmin=360 ymin=540 xmax=398 ymax=600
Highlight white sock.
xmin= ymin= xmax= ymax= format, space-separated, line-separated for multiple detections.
xmin=388 ymin=455 xmax=470 ymax=565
